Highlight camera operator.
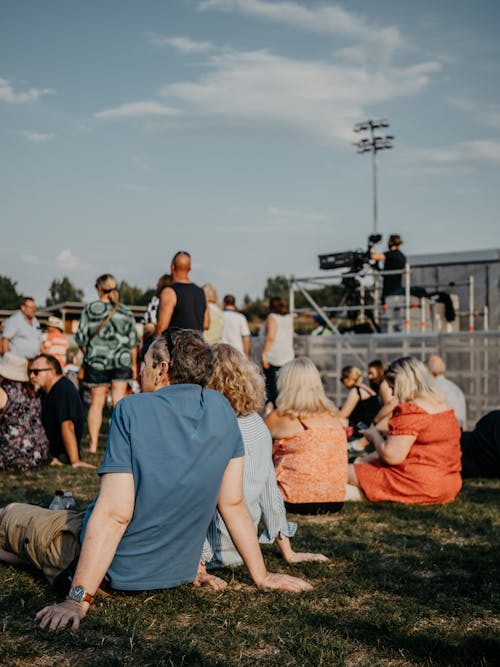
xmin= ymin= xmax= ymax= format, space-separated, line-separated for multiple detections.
xmin=370 ymin=234 xmax=406 ymax=302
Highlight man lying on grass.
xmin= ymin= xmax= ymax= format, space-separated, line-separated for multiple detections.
xmin=0 ymin=330 xmax=311 ymax=632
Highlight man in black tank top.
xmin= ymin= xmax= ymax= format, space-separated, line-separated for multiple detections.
xmin=156 ymin=251 xmax=209 ymax=333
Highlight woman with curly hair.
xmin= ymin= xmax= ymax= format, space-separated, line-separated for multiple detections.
xmin=200 ymin=344 xmax=327 ymax=573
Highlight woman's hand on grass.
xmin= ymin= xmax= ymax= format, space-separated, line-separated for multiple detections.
xmin=256 ymin=572 xmax=313 ymax=592
xmin=35 ymin=600 xmax=88 ymax=631
xmin=193 ymin=571 xmax=228 ymax=590
xmin=285 ymin=551 xmax=329 ymax=564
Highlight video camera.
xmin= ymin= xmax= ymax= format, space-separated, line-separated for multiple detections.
xmin=318 ymin=234 xmax=382 ymax=273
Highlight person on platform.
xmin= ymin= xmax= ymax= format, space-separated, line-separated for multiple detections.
xmin=222 ymin=294 xmax=251 ymax=357
xmin=29 ymin=354 xmax=94 ymax=469
xmin=156 ymin=251 xmax=209 ymax=334
xmin=370 ymin=234 xmax=406 ymax=303
xmin=29 ymin=329 xmax=310 ymax=632
xmin=0 ymin=297 xmax=41 ymax=360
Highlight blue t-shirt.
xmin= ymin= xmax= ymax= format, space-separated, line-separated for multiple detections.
xmin=82 ymin=384 xmax=244 ymax=590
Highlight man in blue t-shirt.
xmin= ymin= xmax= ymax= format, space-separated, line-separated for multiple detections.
xmin=35 ymin=329 xmax=311 ymax=631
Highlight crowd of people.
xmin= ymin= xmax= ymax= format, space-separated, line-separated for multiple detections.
xmin=0 ymin=249 xmax=499 ymax=631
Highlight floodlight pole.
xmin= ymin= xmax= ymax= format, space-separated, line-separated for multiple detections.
xmin=353 ymin=119 xmax=394 ymax=237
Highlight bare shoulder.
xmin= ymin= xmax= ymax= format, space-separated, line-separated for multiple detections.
xmin=265 ymin=410 xmax=298 ymax=438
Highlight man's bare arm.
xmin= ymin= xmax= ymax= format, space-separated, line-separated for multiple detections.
xmin=243 ymin=336 xmax=251 ymax=358
xmin=155 ymin=287 xmax=177 ymax=335
xmin=0 ymin=338 xmax=9 ymax=355
xmin=61 ymin=420 xmax=95 ymax=468
xmin=35 ymin=473 xmax=134 ymax=630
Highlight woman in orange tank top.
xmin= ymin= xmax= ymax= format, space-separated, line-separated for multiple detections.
xmin=265 ymin=357 xmax=348 ymax=515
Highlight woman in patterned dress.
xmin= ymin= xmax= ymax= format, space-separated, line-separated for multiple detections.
xmin=0 ymin=353 xmax=50 ymax=472
xmin=75 ymin=275 xmax=139 ymax=453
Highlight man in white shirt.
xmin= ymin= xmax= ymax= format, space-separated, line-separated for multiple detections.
xmin=1 ymin=297 xmax=41 ymax=360
xmin=222 ymin=295 xmax=251 ymax=357
xmin=427 ymin=355 xmax=467 ymax=429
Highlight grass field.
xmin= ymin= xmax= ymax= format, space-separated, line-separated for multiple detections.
xmin=0 ymin=431 xmax=499 ymax=666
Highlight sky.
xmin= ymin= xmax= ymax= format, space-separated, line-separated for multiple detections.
xmin=1 ymin=0 xmax=499 ymax=305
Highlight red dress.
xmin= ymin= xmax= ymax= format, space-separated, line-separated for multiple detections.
xmin=355 ymin=403 xmax=462 ymax=505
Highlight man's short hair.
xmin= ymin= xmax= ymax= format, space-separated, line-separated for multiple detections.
xmin=150 ymin=330 xmax=214 ymax=387
xmin=32 ymin=353 xmax=62 ymax=375
xmin=223 ymin=294 xmax=236 ymax=307
xmin=368 ymin=359 xmax=385 ymax=371
xmin=21 ymin=296 xmax=35 ymax=306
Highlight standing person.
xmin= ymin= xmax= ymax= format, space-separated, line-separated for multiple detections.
xmin=261 ymin=297 xmax=294 ymax=408
xmin=75 ymin=274 xmax=139 ymax=454
xmin=202 ymin=283 xmax=224 ymax=345
xmin=41 ymin=316 xmax=68 ymax=368
xmin=0 ymin=297 xmax=41 ymax=360
xmin=427 ymin=355 xmax=467 ymax=429
xmin=155 ymin=251 xmax=209 ymax=334
xmin=0 ymin=353 xmax=50 ymax=472
xmin=221 ymin=294 xmax=251 ymax=357
xmin=370 ymin=234 xmax=406 ymax=302
xmin=140 ymin=273 xmax=173 ymax=363
xmin=29 ymin=354 xmax=94 ymax=469
xmin=32 ymin=330 xmax=310 ymax=632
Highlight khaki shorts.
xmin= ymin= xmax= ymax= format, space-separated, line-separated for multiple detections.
xmin=0 ymin=503 xmax=85 ymax=584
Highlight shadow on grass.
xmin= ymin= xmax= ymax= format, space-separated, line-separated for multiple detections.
xmin=305 ymin=614 xmax=500 ymax=666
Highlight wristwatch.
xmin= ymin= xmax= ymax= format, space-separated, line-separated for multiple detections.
xmin=68 ymin=585 xmax=94 ymax=605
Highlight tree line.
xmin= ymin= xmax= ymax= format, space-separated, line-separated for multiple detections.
xmin=0 ymin=274 xmax=346 ymax=333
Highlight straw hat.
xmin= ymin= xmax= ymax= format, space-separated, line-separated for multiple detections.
xmin=0 ymin=353 xmax=29 ymax=382
xmin=48 ymin=316 xmax=64 ymax=331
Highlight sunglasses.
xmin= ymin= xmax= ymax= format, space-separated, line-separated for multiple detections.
xmin=29 ymin=368 xmax=52 ymax=376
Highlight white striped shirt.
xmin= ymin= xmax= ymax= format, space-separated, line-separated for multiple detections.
xmin=202 ymin=412 xmax=296 ymax=568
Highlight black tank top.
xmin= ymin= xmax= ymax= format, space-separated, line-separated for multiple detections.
xmin=169 ymin=283 xmax=206 ymax=331
xmin=350 ymin=386 xmax=381 ymax=430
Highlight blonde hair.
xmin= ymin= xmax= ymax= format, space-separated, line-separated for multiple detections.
xmin=276 ymin=357 xmax=338 ymax=418
xmin=95 ymin=274 xmax=119 ymax=305
xmin=203 ymin=283 xmax=218 ymax=304
xmin=386 ymin=356 xmax=442 ymax=403
xmin=341 ymin=365 xmax=363 ymax=385
xmin=208 ymin=344 xmax=265 ymax=416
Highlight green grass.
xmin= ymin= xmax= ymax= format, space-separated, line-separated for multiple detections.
xmin=0 ymin=431 xmax=498 ymax=666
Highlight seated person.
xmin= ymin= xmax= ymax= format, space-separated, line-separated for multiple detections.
xmin=265 ymin=357 xmax=348 ymax=515
xmin=367 ymin=359 xmax=385 ymax=394
xmin=427 ymin=355 xmax=467 ymax=429
xmin=346 ymin=357 xmax=462 ymax=505
xmin=461 ymin=410 xmax=500 ymax=478
xmin=0 ymin=352 xmax=50 ymax=472
xmin=29 ymin=354 xmax=94 ymax=469
xmin=2 ymin=330 xmax=310 ymax=632
xmin=201 ymin=344 xmax=328 ymax=574
xmin=339 ymin=365 xmax=381 ymax=439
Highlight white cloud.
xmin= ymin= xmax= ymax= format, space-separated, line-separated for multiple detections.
xmin=198 ymin=0 xmax=405 ymax=62
xmin=56 ymin=248 xmax=90 ymax=271
xmin=149 ymin=34 xmax=214 ymax=53
xmin=0 ymin=77 xmax=53 ymax=103
xmin=159 ymin=49 xmax=440 ymax=143
xmin=22 ymin=131 xmax=55 ymax=143
xmin=400 ymin=141 xmax=500 ymax=173
xmin=93 ymin=101 xmax=179 ymax=119
xmin=20 ymin=253 xmax=39 ymax=264
xmin=444 ymin=96 xmax=500 ymax=129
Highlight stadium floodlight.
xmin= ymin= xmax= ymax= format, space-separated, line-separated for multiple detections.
xmin=352 ymin=118 xmax=394 ymax=235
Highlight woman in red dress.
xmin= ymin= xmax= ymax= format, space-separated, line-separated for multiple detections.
xmin=347 ymin=356 xmax=462 ymax=505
